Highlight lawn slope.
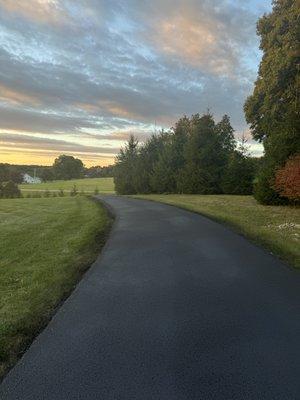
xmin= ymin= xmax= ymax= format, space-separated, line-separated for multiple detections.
xmin=0 ymin=196 xmax=112 ymax=378
xmin=20 ymin=177 xmax=115 ymax=194
xmin=135 ymin=194 xmax=300 ymax=268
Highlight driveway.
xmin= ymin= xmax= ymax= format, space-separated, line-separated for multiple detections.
xmin=1 ymin=195 xmax=299 ymax=399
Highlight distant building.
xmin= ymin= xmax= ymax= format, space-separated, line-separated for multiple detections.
xmin=22 ymin=173 xmax=42 ymax=184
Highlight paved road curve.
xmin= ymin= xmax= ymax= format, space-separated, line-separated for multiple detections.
xmin=1 ymin=196 xmax=300 ymax=399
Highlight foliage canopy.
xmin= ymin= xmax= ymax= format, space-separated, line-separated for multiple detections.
xmin=244 ymin=0 xmax=300 ymax=203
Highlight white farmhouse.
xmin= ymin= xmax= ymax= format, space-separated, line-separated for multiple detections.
xmin=22 ymin=173 xmax=42 ymax=184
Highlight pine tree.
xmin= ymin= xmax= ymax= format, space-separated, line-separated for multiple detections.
xmin=151 ymin=117 xmax=189 ymax=193
xmin=114 ymin=135 xmax=139 ymax=194
xmin=221 ymin=138 xmax=254 ymax=195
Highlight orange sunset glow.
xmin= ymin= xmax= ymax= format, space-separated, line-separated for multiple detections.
xmin=0 ymin=0 xmax=267 ymax=166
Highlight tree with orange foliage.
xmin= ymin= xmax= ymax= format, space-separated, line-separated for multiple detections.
xmin=274 ymin=154 xmax=300 ymax=201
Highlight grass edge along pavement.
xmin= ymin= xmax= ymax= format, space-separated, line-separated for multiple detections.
xmin=0 ymin=196 xmax=113 ymax=380
xmin=133 ymin=194 xmax=300 ymax=269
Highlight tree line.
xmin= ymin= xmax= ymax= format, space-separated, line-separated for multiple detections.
xmin=0 ymin=156 xmax=114 ymax=184
xmin=114 ymin=113 xmax=259 ymax=196
xmin=115 ymin=0 xmax=299 ymax=204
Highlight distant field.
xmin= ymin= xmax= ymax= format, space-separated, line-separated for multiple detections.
xmin=19 ymin=177 xmax=115 ymax=194
xmin=134 ymin=194 xmax=300 ymax=268
xmin=0 ymin=196 xmax=112 ymax=378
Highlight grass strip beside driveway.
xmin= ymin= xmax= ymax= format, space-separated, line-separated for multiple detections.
xmin=0 ymin=196 xmax=112 ymax=378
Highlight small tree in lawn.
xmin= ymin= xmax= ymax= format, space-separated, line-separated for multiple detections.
xmin=274 ymin=154 xmax=300 ymax=202
xmin=2 ymin=181 xmax=21 ymax=198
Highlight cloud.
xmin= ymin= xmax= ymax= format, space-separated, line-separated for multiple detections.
xmin=142 ymin=1 xmax=256 ymax=77
xmin=0 ymin=132 xmax=119 ymax=153
xmin=0 ymin=84 xmax=41 ymax=106
xmin=0 ymin=0 xmax=66 ymax=26
xmin=0 ymin=107 xmax=100 ymax=133
xmin=0 ymin=0 xmax=270 ymax=165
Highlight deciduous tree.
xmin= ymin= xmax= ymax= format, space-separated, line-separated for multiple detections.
xmin=244 ymin=0 xmax=300 ymax=203
xmin=53 ymin=155 xmax=84 ymax=180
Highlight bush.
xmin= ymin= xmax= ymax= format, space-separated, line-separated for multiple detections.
xmin=274 ymin=154 xmax=300 ymax=202
xmin=253 ymin=163 xmax=285 ymax=205
xmin=1 ymin=181 xmax=21 ymax=198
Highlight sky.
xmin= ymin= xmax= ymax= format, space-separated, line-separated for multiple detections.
xmin=0 ymin=0 xmax=272 ymax=167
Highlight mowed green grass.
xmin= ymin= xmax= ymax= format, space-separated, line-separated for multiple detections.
xmin=134 ymin=194 xmax=300 ymax=268
xmin=19 ymin=177 xmax=115 ymax=194
xmin=0 ymin=196 xmax=112 ymax=377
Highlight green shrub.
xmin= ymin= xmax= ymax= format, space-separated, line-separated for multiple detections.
xmin=253 ymin=164 xmax=286 ymax=205
xmin=1 ymin=181 xmax=21 ymax=198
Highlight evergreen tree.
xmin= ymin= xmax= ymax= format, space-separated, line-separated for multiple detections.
xmin=114 ymin=135 xmax=139 ymax=194
xmin=216 ymin=114 xmax=236 ymax=153
xmin=151 ymin=116 xmax=189 ymax=193
xmin=134 ymin=132 xmax=169 ymax=193
xmin=114 ymin=113 xmax=253 ymax=196
xmin=178 ymin=113 xmax=233 ymax=194
xmin=221 ymin=137 xmax=255 ymax=195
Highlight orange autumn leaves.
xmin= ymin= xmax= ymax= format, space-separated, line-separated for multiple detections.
xmin=274 ymin=154 xmax=300 ymax=201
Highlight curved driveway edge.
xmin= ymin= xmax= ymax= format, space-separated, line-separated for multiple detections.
xmin=1 ymin=195 xmax=299 ymax=399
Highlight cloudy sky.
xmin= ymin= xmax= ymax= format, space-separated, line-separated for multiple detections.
xmin=0 ymin=0 xmax=271 ymax=166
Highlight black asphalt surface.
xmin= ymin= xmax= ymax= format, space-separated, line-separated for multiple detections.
xmin=1 ymin=195 xmax=300 ymax=399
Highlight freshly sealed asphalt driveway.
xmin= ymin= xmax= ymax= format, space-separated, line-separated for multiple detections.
xmin=1 ymin=195 xmax=299 ymax=399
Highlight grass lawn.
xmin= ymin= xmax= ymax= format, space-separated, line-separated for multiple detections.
xmin=0 ymin=196 xmax=112 ymax=378
xmin=19 ymin=177 xmax=115 ymax=194
xmin=134 ymin=194 xmax=300 ymax=268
